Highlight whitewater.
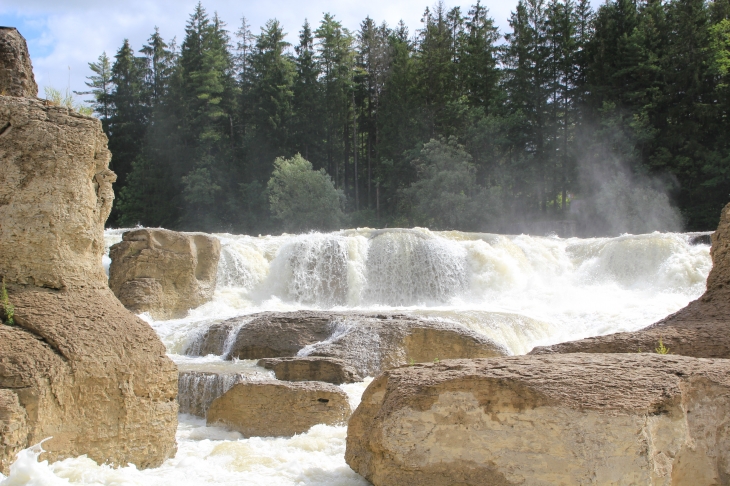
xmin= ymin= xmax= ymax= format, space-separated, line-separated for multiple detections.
xmin=0 ymin=228 xmax=712 ymax=485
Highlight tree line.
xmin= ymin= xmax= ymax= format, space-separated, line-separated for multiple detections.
xmin=83 ymin=0 xmax=730 ymax=234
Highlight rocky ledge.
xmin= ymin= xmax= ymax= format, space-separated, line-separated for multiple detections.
xmin=186 ymin=311 xmax=508 ymax=376
xmin=346 ymin=353 xmax=730 ymax=486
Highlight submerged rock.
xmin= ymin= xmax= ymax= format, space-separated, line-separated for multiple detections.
xmin=346 ymin=354 xmax=730 ymax=486
xmin=187 ymin=311 xmax=508 ymax=376
xmin=531 ymin=203 xmax=730 ymax=358
xmin=207 ymin=381 xmax=351 ymax=437
xmin=0 ymin=31 xmax=177 ymax=474
xmin=109 ymin=228 xmax=221 ymax=320
xmin=258 ymin=357 xmax=362 ymax=384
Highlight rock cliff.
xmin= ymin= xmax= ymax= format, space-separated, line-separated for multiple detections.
xmin=0 ymin=28 xmax=177 ymax=474
xmin=531 ymin=203 xmax=730 ymax=357
xmin=109 ymin=228 xmax=220 ymax=320
xmin=346 ymin=354 xmax=730 ymax=486
xmin=0 ymin=27 xmax=37 ymax=98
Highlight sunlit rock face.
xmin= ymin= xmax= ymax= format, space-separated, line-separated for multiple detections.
xmin=346 ymin=354 xmax=730 ymax=486
xmin=0 ymin=29 xmax=177 ymax=475
xmin=531 ymin=202 xmax=730 ymax=358
xmin=109 ymin=228 xmax=221 ymax=320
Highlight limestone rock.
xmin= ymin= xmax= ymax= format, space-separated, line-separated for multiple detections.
xmin=207 ymin=380 xmax=351 ymax=437
xmin=109 ymin=228 xmax=221 ymax=319
xmin=0 ymin=97 xmax=114 ymax=290
xmin=178 ymin=371 xmax=244 ymax=417
xmin=187 ymin=311 xmax=508 ymax=376
xmin=0 ymin=91 xmax=177 ymax=473
xmin=0 ymin=28 xmax=37 ymax=98
xmin=258 ymin=357 xmax=362 ymax=384
xmin=346 ymin=354 xmax=730 ymax=486
xmin=531 ymin=203 xmax=730 ymax=358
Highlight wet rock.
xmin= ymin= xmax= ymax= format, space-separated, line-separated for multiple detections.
xmin=531 ymin=203 xmax=730 ymax=358
xmin=207 ymin=381 xmax=351 ymax=437
xmin=0 ymin=62 xmax=177 ymax=473
xmin=0 ymin=28 xmax=37 ymax=98
xmin=346 ymin=354 xmax=730 ymax=486
xmin=189 ymin=311 xmax=508 ymax=376
xmin=109 ymin=228 xmax=221 ymax=320
xmin=258 ymin=357 xmax=362 ymax=384
xmin=178 ymin=371 xmax=244 ymax=417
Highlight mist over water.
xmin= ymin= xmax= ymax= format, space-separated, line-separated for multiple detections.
xmin=2 ymin=227 xmax=711 ymax=485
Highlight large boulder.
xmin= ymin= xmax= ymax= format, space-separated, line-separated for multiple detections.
xmin=258 ymin=357 xmax=362 ymax=384
xmin=109 ymin=228 xmax=221 ymax=320
xmin=206 ymin=381 xmax=351 ymax=437
xmin=346 ymin=354 xmax=730 ymax=486
xmin=531 ymin=203 xmax=730 ymax=358
xmin=186 ymin=311 xmax=508 ymax=376
xmin=0 ymin=32 xmax=177 ymax=474
xmin=0 ymin=28 xmax=37 ymax=98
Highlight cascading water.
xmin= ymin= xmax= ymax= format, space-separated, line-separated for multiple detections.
xmin=1 ymin=228 xmax=711 ymax=485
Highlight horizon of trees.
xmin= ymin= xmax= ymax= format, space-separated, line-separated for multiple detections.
xmin=82 ymin=0 xmax=730 ymax=235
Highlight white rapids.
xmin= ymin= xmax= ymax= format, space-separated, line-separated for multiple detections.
xmin=1 ymin=227 xmax=712 ymax=485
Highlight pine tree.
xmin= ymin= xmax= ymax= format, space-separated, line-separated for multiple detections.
xmin=77 ymin=52 xmax=113 ymax=133
xmin=292 ymin=20 xmax=324 ymax=166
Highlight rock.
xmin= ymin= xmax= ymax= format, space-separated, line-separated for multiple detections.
xmin=177 ymin=363 xmax=275 ymax=417
xmin=206 ymin=381 xmax=351 ymax=437
xmin=0 ymin=28 xmax=37 ymax=98
xmin=109 ymin=228 xmax=221 ymax=320
xmin=346 ymin=354 xmax=730 ymax=486
xmin=186 ymin=311 xmax=508 ymax=376
xmin=258 ymin=357 xmax=362 ymax=384
xmin=0 ymin=71 xmax=177 ymax=472
xmin=0 ymin=97 xmax=114 ymax=290
xmin=178 ymin=371 xmax=244 ymax=417
xmin=531 ymin=203 xmax=730 ymax=358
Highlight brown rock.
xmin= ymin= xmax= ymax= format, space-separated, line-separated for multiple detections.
xmin=346 ymin=354 xmax=730 ymax=486
xmin=186 ymin=311 xmax=507 ymax=376
xmin=257 ymin=357 xmax=362 ymax=384
xmin=178 ymin=371 xmax=244 ymax=417
xmin=109 ymin=228 xmax=221 ymax=319
xmin=0 ymin=90 xmax=177 ymax=473
xmin=531 ymin=203 xmax=730 ymax=358
xmin=0 ymin=28 xmax=37 ymax=98
xmin=206 ymin=380 xmax=351 ymax=437
xmin=0 ymin=97 xmax=114 ymax=290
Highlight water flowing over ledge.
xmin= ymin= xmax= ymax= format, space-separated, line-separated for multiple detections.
xmin=1 ymin=228 xmax=711 ymax=485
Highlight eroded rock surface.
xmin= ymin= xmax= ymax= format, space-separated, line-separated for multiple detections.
xmin=207 ymin=381 xmax=351 ymax=437
xmin=0 ymin=36 xmax=177 ymax=474
xmin=109 ymin=228 xmax=221 ymax=320
xmin=346 ymin=354 xmax=730 ymax=486
xmin=0 ymin=28 xmax=37 ymax=98
xmin=187 ymin=311 xmax=507 ymax=376
xmin=258 ymin=357 xmax=362 ymax=384
xmin=531 ymin=203 xmax=730 ymax=357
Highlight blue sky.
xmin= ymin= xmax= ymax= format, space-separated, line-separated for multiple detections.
xmin=1 ymin=0 xmax=600 ymax=100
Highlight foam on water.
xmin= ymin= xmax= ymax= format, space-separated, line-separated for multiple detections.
xmin=3 ymin=228 xmax=711 ymax=484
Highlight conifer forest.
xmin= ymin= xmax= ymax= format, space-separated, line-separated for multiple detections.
xmin=83 ymin=0 xmax=730 ymax=235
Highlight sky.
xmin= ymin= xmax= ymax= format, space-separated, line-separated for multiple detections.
xmin=0 ymin=0 xmax=600 ymax=100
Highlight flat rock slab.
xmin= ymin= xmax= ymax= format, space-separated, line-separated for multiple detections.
xmin=187 ymin=311 xmax=508 ymax=376
xmin=207 ymin=380 xmax=351 ymax=437
xmin=531 ymin=203 xmax=730 ymax=358
xmin=346 ymin=353 xmax=730 ymax=486
xmin=258 ymin=357 xmax=362 ymax=384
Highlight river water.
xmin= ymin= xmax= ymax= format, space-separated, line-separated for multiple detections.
xmin=0 ymin=228 xmax=712 ymax=485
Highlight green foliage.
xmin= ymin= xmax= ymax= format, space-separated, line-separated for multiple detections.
xmin=1 ymin=278 xmax=15 ymax=326
xmin=655 ymin=338 xmax=670 ymax=355
xmin=44 ymin=86 xmax=93 ymax=115
xmin=400 ymin=137 xmax=502 ymax=231
xmin=268 ymin=154 xmax=345 ymax=232
xmin=95 ymin=0 xmax=729 ymax=234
